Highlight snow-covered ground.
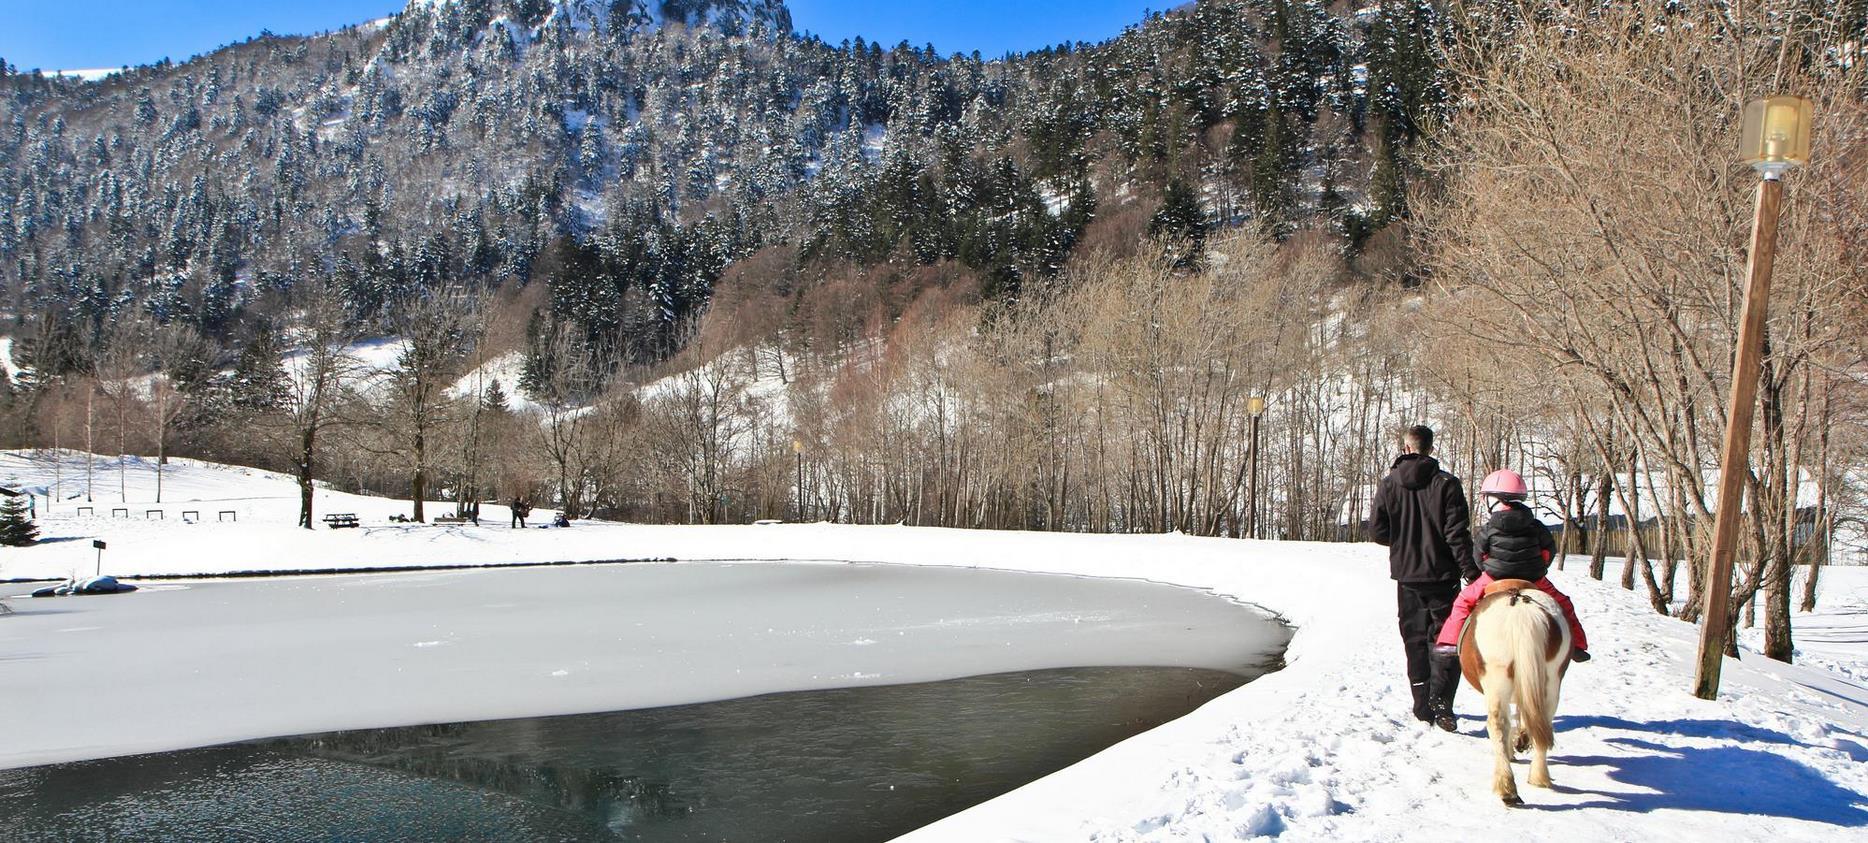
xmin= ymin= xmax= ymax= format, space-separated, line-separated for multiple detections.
xmin=3 ymin=451 xmax=1866 ymax=840
xmin=1741 ymin=573 xmax=1868 ymax=689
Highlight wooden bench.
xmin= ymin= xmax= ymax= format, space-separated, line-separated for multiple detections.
xmin=433 ymin=515 xmax=467 ymax=524
xmin=322 ymin=513 xmax=361 ymax=529
xmin=218 ymin=510 xmax=237 ymax=522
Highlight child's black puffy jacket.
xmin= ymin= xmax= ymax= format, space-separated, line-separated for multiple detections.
xmin=1475 ymin=500 xmax=1556 ymax=581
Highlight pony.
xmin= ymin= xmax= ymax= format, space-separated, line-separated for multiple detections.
xmin=1458 ymin=578 xmax=1573 ymax=806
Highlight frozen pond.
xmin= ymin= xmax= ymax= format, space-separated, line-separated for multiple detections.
xmin=1 ymin=561 xmax=1288 ymax=770
xmin=0 ymin=666 xmax=1261 ymax=842
xmin=0 ymin=561 xmax=1288 ymax=838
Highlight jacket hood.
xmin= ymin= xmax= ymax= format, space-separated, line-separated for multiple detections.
xmin=1389 ymin=453 xmax=1441 ymax=490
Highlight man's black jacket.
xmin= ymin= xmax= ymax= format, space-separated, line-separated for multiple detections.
xmin=1369 ymin=454 xmax=1479 ymax=584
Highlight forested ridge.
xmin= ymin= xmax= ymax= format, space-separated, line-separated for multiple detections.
xmin=0 ymin=0 xmax=1440 ymax=371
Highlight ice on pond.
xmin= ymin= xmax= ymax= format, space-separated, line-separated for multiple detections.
xmin=0 ymin=561 xmax=1289 ymax=770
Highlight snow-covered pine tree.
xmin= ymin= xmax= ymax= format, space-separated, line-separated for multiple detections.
xmin=519 ymin=309 xmax=557 ymax=401
xmin=1149 ymin=178 xmax=1206 ymax=268
xmin=228 ymin=323 xmax=291 ymax=414
xmin=0 ymin=495 xmax=38 ymax=547
xmin=482 ymin=379 xmax=512 ymax=414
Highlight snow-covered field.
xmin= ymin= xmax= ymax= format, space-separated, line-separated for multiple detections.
xmin=3 ymin=450 xmax=1866 ymax=841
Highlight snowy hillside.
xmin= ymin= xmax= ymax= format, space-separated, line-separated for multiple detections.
xmin=0 ymin=336 xmax=23 ymax=382
xmin=2 ymin=451 xmax=1865 ymax=840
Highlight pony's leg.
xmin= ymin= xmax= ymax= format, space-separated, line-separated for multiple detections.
xmin=1527 ymin=735 xmax=1552 ymax=788
xmin=1483 ymin=670 xmax=1521 ymax=806
xmin=1527 ymin=665 xmax=1561 ymax=788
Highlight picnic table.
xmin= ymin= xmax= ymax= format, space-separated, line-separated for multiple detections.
xmin=322 ymin=513 xmax=360 ymax=529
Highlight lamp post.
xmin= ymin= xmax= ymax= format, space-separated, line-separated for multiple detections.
xmin=1692 ymin=95 xmax=1813 ymax=701
xmin=1246 ymin=395 xmax=1266 ymax=540
xmin=792 ymin=439 xmax=805 ymax=523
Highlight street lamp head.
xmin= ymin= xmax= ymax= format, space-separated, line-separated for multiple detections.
xmin=1247 ymin=396 xmax=1266 ymax=417
xmin=1740 ymin=95 xmax=1813 ymax=179
xmin=791 ymin=439 xmax=802 ymax=454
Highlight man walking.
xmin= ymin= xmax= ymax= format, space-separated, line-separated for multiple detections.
xmin=1369 ymin=425 xmax=1478 ymax=730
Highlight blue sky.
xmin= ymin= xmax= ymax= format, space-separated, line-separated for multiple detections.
xmin=0 ymin=1 xmax=1157 ymax=73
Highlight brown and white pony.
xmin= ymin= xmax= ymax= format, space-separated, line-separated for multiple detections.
xmin=1458 ymin=578 xmax=1573 ymax=806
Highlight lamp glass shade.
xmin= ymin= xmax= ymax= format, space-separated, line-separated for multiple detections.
xmin=1739 ymin=95 xmax=1813 ymax=169
xmin=1247 ymin=396 xmax=1266 ymax=416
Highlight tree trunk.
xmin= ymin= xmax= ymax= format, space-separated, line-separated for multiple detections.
xmin=1801 ymin=386 xmax=1833 ymax=613
xmin=298 ymin=421 xmax=317 ymax=530
xmin=1763 ymin=555 xmax=1792 ymax=662
xmin=412 ymin=424 xmax=426 ymax=523
xmin=1621 ymin=458 xmax=1639 ymax=590
xmin=1800 ymin=507 xmax=1829 ymax=613
xmin=1758 ymin=357 xmax=1793 ymax=662
xmin=1589 ymin=472 xmax=1611 ymax=580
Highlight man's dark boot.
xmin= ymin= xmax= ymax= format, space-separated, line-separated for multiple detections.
xmin=1428 ymin=645 xmax=1462 ymax=732
xmin=1410 ymin=681 xmax=1433 ymax=722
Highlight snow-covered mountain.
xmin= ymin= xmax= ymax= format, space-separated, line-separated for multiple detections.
xmin=1 ymin=0 xmax=1424 ymax=374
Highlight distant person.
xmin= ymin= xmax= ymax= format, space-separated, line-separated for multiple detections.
xmin=553 ymin=511 xmax=570 ymax=528
xmin=511 ymin=496 xmax=529 ymax=529
xmin=1368 ymin=425 xmax=1477 ymax=729
xmin=1432 ymin=470 xmax=1590 ymax=726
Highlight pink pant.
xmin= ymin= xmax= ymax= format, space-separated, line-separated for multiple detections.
xmin=1435 ymin=573 xmax=1589 ymax=652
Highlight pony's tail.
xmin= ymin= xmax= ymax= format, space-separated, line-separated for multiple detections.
xmin=1506 ymin=596 xmax=1556 ymax=750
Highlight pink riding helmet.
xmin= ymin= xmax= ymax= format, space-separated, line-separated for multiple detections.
xmin=1481 ymin=468 xmax=1529 ymax=499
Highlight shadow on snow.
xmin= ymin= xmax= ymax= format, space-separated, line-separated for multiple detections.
xmin=1532 ymin=715 xmax=1868 ymax=824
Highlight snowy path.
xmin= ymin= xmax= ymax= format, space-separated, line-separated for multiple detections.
xmin=3 ymin=453 xmax=1867 ymax=840
xmin=892 ymin=545 xmax=1868 ymax=842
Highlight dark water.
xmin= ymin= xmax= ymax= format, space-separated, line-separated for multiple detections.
xmin=0 ymin=665 xmax=1272 ymax=842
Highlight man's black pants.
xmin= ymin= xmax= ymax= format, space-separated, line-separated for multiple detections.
xmin=1397 ymin=580 xmax=1459 ymax=719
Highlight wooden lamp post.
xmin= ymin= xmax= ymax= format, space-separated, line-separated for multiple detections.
xmin=1692 ymin=95 xmax=1813 ymax=701
xmin=1247 ymin=395 xmax=1266 ymax=540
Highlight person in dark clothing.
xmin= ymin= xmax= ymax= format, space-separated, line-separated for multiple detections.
xmin=1368 ymin=425 xmax=1477 ymax=727
xmin=511 ymin=496 xmax=528 ymax=529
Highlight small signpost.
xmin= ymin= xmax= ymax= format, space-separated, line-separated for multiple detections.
xmin=92 ymin=539 xmax=107 ymax=577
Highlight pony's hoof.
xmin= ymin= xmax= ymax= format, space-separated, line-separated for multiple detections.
xmin=1501 ymin=794 xmax=1525 ymax=808
xmin=1529 ymin=775 xmax=1553 ymax=789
